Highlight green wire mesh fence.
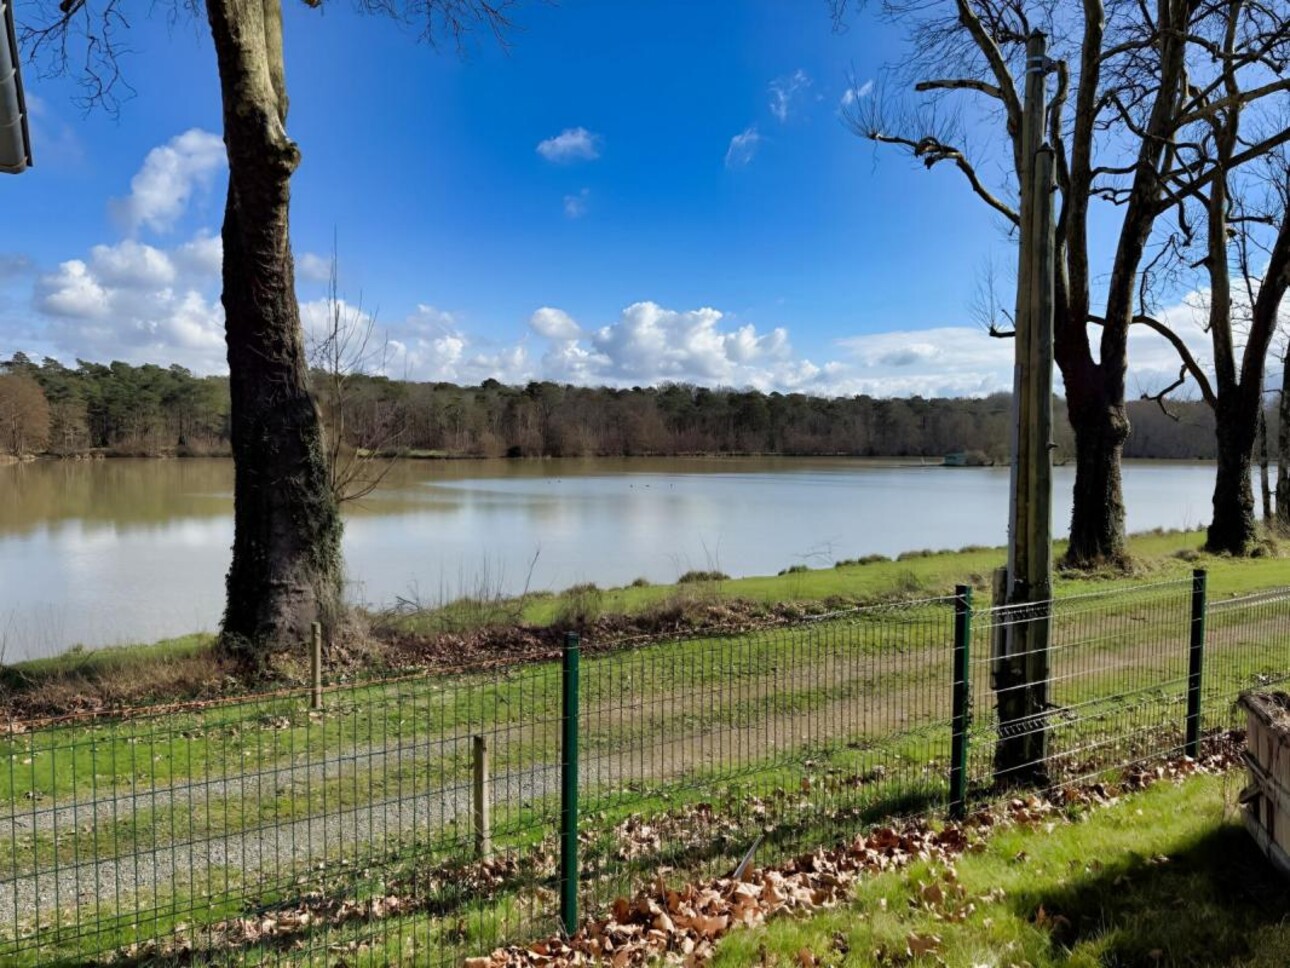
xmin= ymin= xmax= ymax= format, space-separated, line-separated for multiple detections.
xmin=3 ymin=573 xmax=1289 ymax=967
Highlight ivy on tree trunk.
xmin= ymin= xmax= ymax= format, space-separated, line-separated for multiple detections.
xmin=207 ymin=0 xmax=342 ymax=658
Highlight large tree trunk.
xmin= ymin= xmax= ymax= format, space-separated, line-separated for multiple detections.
xmin=207 ymin=0 xmax=342 ymax=659
xmin=1208 ymin=394 xmax=1259 ymax=554
xmin=1058 ymin=316 xmax=1129 ymax=567
xmin=1065 ymin=391 xmax=1129 ymax=566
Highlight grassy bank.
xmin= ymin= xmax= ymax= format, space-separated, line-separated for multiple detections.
xmin=714 ymin=771 xmax=1288 ymax=967
xmin=5 ymin=527 xmax=1289 ymax=719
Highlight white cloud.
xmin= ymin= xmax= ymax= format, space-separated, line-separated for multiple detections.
xmin=536 ymin=127 xmax=602 ymax=163
xmin=769 ymin=69 xmax=810 ymax=122
xmin=374 ymin=305 xmax=533 ymax=385
xmin=404 ymin=303 xmax=460 ymax=336
xmin=840 ymin=80 xmax=874 ymax=108
xmin=725 ymin=127 xmax=762 ymax=168
xmin=837 ymin=327 xmax=1013 ymax=396
xmin=586 ymin=302 xmax=796 ymax=387
xmin=541 ymin=337 xmax=610 ymax=383
xmin=563 ymin=188 xmax=590 ymax=219
xmin=174 ymin=234 xmax=223 ymax=278
xmin=37 ymin=260 xmax=111 ymax=319
xmin=111 ymin=129 xmax=225 ymax=234
xmin=89 ymin=240 xmax=177 ymax=289
xmin=375 ymin=301 xmax=820 ymax=391
xmin=530 ymin=307 xmax=581 ymax=340
xmin=35 ymin=255 xmax=225 ymax=370
xmin=32 ymin=232 xmax=229 ymax=371
xmin=297 ymin=252 xmax=333 ymax=284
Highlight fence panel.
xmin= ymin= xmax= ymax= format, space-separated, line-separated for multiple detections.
xmin=569 ymin=598 xmax=958 ymax=925
xmin=966 ymin=580 xmax=1195 ymax=798
xmin=5 ymin=577 xmax=1290 ymax=966
xmin=2 ymin=658 xmax=566 ymax=967
xmin=1206 ymin=587 xmax=1290 ymax=731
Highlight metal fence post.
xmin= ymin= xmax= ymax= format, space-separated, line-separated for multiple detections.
xmin=950 ymin=585 xmax=972 ymax=820
xmin=1186 ymin=568 xmax=1208 ymax=757
xmin=560 ymin=631 xmax=581 ymax=936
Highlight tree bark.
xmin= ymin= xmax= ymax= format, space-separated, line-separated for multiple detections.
xmin=1065 ymin=381 xmax=1129 ymax=566
xmin=1208 ymin=394 xmax=1259 ymax=554
xmin=207 ymin=0 xmax=342 ymax=658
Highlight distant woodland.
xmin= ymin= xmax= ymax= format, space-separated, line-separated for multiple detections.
xmin=0 ymin=352 xmax=1234 ymax=462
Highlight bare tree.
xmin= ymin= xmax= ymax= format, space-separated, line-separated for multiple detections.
xmin=308 ymin=249 xmax=407 ymax=504
xmin=1152 ymin=6 xmax=1290 ymax=555
xmin=970 ymin=256 xmax=1016 ymax=338
xmin=837 ymin=0 xmax=1290 ymax=566
xmin=20 ymin=0 xmax=517 ymax=661
xmin=1155 ymin=140 xmax=1290 ymax=552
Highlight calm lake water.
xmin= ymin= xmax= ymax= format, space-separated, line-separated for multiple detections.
xmin=0 ymin=457 xmax=1222 ymax=661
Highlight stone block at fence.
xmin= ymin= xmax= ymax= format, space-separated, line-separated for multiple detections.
xmin=1239 ymin=691 xmax=1290 ymax=877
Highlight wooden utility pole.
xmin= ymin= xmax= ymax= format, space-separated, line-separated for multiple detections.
xmin=996 ymin=31 xmax=1056 ymax=786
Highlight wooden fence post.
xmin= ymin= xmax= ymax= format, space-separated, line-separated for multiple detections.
xmin=310 ymin=622 xmax=323 ymax=710
xmin=473 ymin=734 xmax=492 ymax=859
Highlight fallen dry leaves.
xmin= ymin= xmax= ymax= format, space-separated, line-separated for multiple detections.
xmin=100 ymin=732 xmax=1244 ymax=966
xmin=465 ymin=820 xmax=973 ymax=968
xmin=464 ymin=733 xmax=1244 ymax=968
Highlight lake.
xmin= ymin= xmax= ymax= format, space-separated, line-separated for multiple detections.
xmin=0 ymin=456 xmax=1222 ymax=661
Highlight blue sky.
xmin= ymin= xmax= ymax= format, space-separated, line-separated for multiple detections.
xmin=0 ymin=0 xmax=1207 ymax=396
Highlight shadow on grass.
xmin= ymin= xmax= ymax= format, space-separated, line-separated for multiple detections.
xmin=1014 ymin=820 xmax=1290 ymax=966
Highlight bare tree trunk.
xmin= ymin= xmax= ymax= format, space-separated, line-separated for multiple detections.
xmin=207 ymin=0 xmax=342 ymax=659
xmin=1065 ymin=382 xmax=1129 ymax=566
xmin=1259 ymin=406 xmax=1272 ymax=524
xmin=1208 ymin=393 xmax=1260 ymax=554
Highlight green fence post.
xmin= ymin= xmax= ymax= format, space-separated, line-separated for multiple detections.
xmin=1185 ymin=568 xmax=1207 ymax=757
xmin=560 ymin=631 xmax=581 ymax=936
xmin=950 ymin=584 xmax=972 ymax=820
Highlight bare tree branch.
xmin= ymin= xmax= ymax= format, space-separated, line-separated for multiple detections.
xmin=1087 ymin=312 xmax=1218 ymax=409
xmin=1139 ymin=364 xmax=1189 ymax=421
xmin=915 ymin=77 xmax=1004 ymax=99
xmin=862 ymin=130 xmax=1021 ymax=224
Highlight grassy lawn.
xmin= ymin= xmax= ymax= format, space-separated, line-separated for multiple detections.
xmin=715 ymin=772 xmax=1290 ymax=967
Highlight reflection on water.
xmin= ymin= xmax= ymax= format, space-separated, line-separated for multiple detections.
xmin=0 ymin=457 xmax=1219 ymax=660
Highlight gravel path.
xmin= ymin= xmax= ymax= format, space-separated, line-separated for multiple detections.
xmin=0 ymin=638 xmax=948 ymax=942
xmin=1 ymin=738 xmax=572 ymax=935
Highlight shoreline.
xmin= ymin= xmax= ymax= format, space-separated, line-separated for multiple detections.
xmin=4 ymin=525 xmax=1281 ymax=721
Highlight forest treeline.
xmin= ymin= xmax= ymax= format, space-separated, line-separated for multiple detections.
xmin=0 ymin=352 xmax=1232 ymax=462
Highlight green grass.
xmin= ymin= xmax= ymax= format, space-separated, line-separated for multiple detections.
xmin=0 ymin=633 xmax=216 ymax=692
xmin=714 ymin=772 xmax=1290 ymax=967
xmin=404 ymin=528 xmax=1290 ymax=632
